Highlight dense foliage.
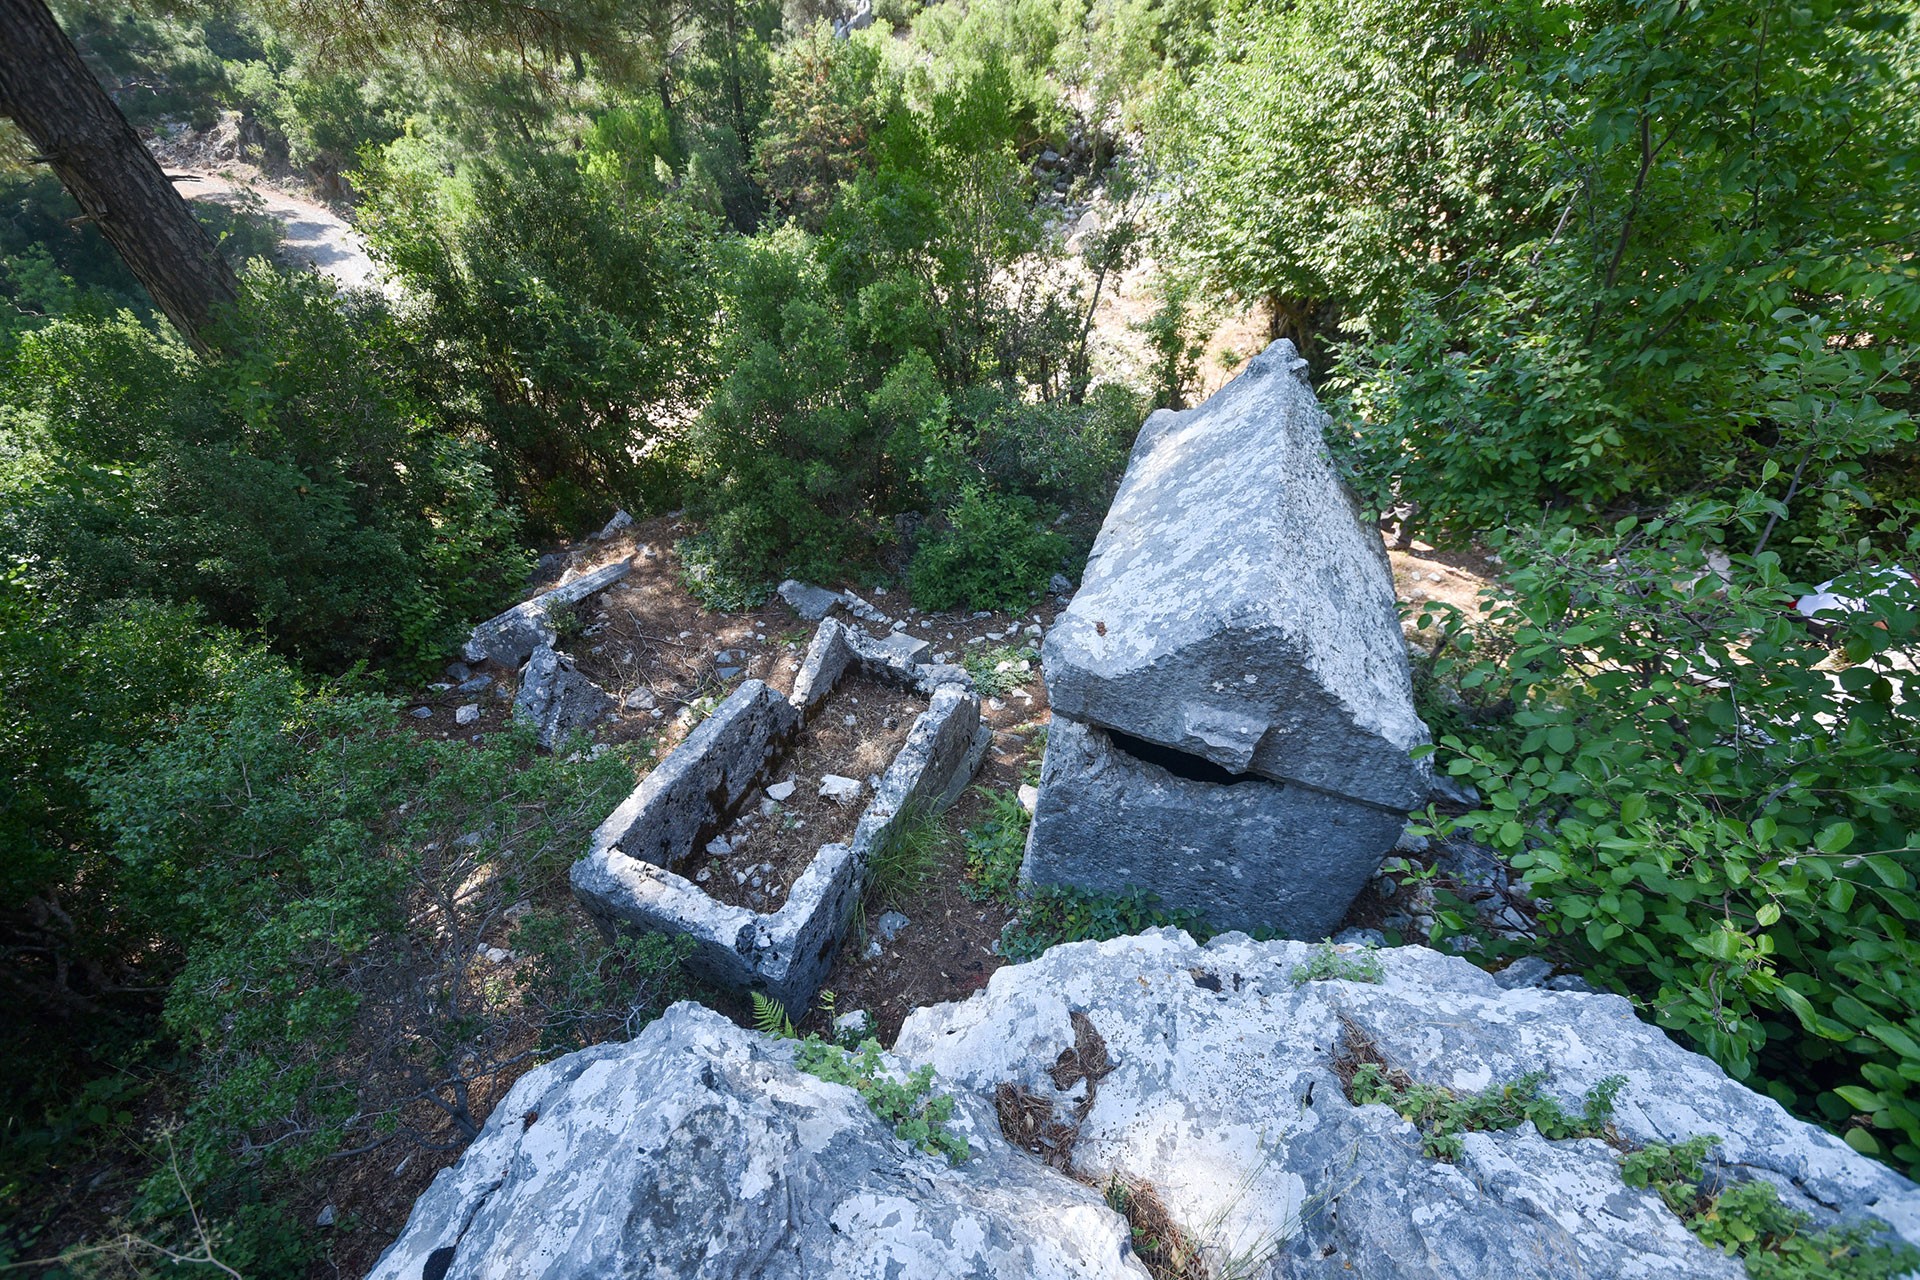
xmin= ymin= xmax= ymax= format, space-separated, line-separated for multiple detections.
xmin=6 ymin=0 xmax=1920 ymax=1267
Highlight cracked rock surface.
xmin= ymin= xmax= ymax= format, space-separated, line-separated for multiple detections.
xmin=897 ymin=932 xmax=1920 ymax=1280
xmin=365 ymin=1003 xmax=1146 ymax=1280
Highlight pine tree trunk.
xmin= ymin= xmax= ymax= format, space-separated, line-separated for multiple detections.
xmin=0 ymin=0 xmax=240 ymax=354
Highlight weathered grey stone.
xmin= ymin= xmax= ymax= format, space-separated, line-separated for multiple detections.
xmin=583 ymin=679 xmax=800 ymax=871
xmin=778 ymin=578 xmax=843 ymax=621
xmin=571 ymin=682 xmax=985 ymax=1008
xmin=512 ymin=645 xmax=614 ymax=752
xmin=596 ymin=508 xmax=633 ymax=539
xmin=1043 ymin=341 xmax=1428 ymax=810
xmin=871 ymin=629 xmax=930 ymax=667
xmin=896 ymin=932 xmax=1920 ymax=1280
xmin=790 ymin=618 xmax=856 ymax=717
xmin=850 ymin=685 xmax=990 ymax=869
xmin=366 ymin=1003 xmax=1146 ymax=1280
xmin=1023 ymin=717 xmax=1405 ymax=937
xmin=463 ymin=558 xmax=632 ymax=667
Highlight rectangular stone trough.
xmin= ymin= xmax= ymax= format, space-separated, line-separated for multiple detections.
xmin=570 ymin=622 xmax=989 ymax=1010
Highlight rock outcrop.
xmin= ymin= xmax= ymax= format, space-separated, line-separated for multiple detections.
xmin=897 ymin=931 xmax=1920 ymax=1279
xmin=1027 ymin=340 xmax=1430 ymax=936
xmin=371 ymin=934 xmax=1920 ymax=1280
xmin=365 ymin=1003 xmax=1146 ymax=1280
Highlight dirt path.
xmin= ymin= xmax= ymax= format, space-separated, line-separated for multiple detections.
xmin=174 ymin=168 xmax=384 ymax=292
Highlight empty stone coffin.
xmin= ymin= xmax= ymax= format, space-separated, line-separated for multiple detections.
xmin=1025 ymin=339 xmax=1431 ymax=936
xmin=571 ymin=624 xmax=989 ymax=1008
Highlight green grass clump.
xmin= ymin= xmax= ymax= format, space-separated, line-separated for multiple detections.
xmin=1291 ymin=941 xmax=1385 ymax=984
xmin=1350 ymin=1064 xmax=1625 ymax=1161
xmin=961 ymin=642 xmax=1038 ymax=698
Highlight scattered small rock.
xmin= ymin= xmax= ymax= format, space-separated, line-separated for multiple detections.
xmin=1494 ymin=956 xmax=1556 ymax=990
xmin=767 ymin=778 xmax=797 ymax=802
xmin=455 ymin=703 xmax=481 ymax=725
xmin=1017 ymin=783 xmax=1039 ymax=814
xmin=408 ymin=706 xmax=433 ymax=720
xmin=874 ymin=910 xmax=910 ymax=943
xmin=625 ymin=689 xmax=656 ymax=710
xmin=819 ymin=774 xmax=863 ymax=804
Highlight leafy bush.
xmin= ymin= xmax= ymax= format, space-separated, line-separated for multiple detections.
xmin=909 ymin=485 xmax=1067 ymax=612
xmin=1425 ymin=507 xmax=1920 ymax=1173
xmin=79 ymin=661 xmax=668 ymax=1265
xmin=361 ymin=144 xmax=720 ymax=533
xmin=0 ymin=270 xmax=526 ymax=671
xmin=1621 ymin=1135 xmax=1917 ymax=1279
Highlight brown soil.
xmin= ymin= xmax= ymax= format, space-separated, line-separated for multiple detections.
xmin=682 ymin=675 xmax=925 ymax=910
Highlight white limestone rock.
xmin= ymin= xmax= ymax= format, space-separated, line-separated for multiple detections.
xmin=365 ymin=1004 xmax=1146 ymax=1280
xmin=895 ymin=932 xmax=1920 ymax=1279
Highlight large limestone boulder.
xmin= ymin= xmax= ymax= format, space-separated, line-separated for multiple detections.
xmin=364 ymin=1003 xmax=1147 ymax=1280
xmin=1043 ymin=340 xmax=1427 ymax=808
xmin=896 ymin=931 xmax=1920 ymax=1279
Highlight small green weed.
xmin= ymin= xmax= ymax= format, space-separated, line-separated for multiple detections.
xmin=1621 ymin=1136 xmax=1918 ymax=1279
xmin=546 ymin=598 xmax=588 ymax=644
xmin=962 ymin=643 xmax=1038 ymax=698
xmin=1001 ymin=885 xmax=1210 ymax=961
xmin=866 ymin=804 xmax=947 ymax=910
xmin=1349 ymin=1063 xmax=1625 ymax=1161
xmin=1292 ymin=941 xmax=1385 ymax=984
xmin=962 ymin=787 xmax=1030 ymax=903
xmin=795 ymin=1038 xmax=971 ymax=1164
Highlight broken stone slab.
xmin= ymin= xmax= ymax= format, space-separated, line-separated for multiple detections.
xmin=584 ymin=679 xmax=800 ymax=872
xmin=364 ymin=1003 xmax=1147 ymax=1280
xmin=595 ymin=508 xmax=633 ymax=539
xmin=1042 ymin=340 xmax=1429 ymax=811
xmin=897 ymin=931 xmax=1920 ymax=1280
xmin=1022 ymin=716 xmax=1405 ymax=937
xmin=512 ymin=645 xmax=615 ymax=752
xmin=790 ymin=618 xmax=856 ymax=717
xmin=869 ymin=629 xmax=930 ymax=667
xmin=778 ymin=578 xmax=843 ymax=621
xmin=790 ymin=618 xmax=972 ymax=718
xmin=463 ymin=557 xmax=633 ymax=668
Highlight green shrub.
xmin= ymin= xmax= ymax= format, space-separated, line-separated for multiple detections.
xmin=1427 ymin=506 xmax=1920 ymax=1173
xmin=361 ymin=144 xmax=720 ymax=534
xmin=909 ymin=484 xmax=1068 ymax=612
xmin=0 ymin=271 xmax=526 ymax=672
xmin=72 ymin=663 xmax=659 ymax=1266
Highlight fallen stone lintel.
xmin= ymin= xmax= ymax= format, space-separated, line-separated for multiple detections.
xmin=463 ymin=557 xmax=633 ymax=668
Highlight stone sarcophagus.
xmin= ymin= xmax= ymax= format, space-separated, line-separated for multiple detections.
xmin=1023 ymin=339 xmax=1431 ymax=936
